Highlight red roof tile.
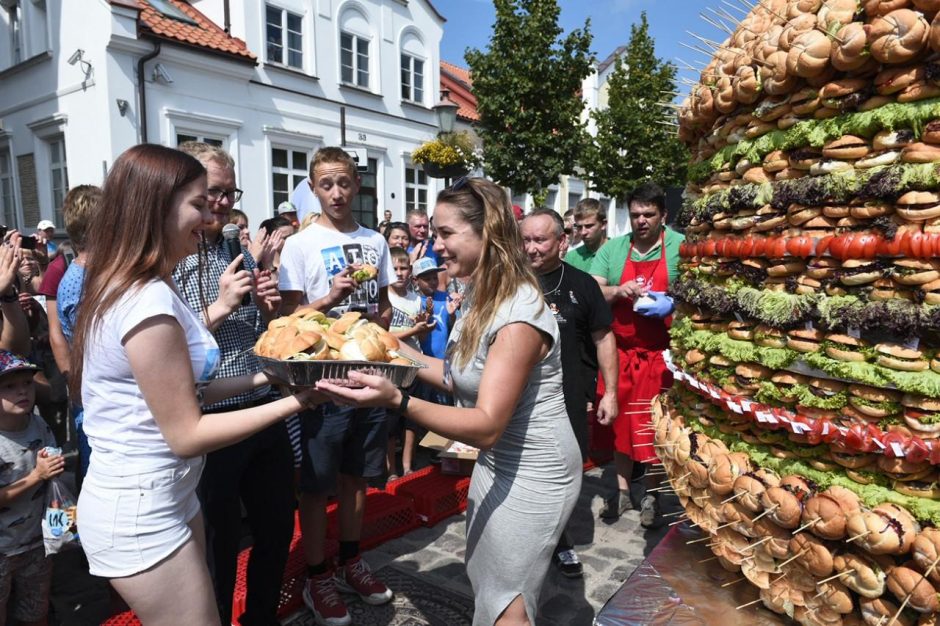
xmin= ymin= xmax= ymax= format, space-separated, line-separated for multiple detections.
xmin=134 ymin=0 xmax=256 ymax=63
xmin=440 ymin=60 xmax=477 ymax=122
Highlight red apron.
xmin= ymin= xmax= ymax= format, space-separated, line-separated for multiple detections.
xmin=595 ymin=231 xmax=673 ymax=463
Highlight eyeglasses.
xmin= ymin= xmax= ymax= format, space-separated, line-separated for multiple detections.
xmin=207 ymin=188 xmax=243 ymax=203
xmin=449 ymin=176 xmax=470 ymax=192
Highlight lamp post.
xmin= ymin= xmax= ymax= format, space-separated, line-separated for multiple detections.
xmin=431 ymin=89 xmax=461 ymax=185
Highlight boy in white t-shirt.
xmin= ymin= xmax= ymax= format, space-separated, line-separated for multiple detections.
xmin=385 ymin=247 xmax=434 ymax=478
xmin=278 ymin=147 xmax=395 ymax=625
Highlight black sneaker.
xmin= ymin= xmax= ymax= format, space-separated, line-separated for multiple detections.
xmin=599 ymin=491 xmax=631 ymax=520
xmin=553 ymin=549 xmax=584 ymax=578
xmin=639 ymin=495 xmax=660 ymax=528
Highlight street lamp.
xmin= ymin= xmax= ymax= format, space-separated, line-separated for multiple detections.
xmin=433 ymin=89 xmax=459 ymax=136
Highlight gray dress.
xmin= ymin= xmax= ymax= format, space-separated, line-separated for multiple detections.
xmin=445 ymin=283 xmax=582 ymax=625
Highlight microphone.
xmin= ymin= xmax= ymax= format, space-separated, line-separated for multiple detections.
xmin=221 ymin=223 xmax=250 ymax=306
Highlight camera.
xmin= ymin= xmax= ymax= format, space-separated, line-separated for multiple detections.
xmin=20 ymin=236 xmax=37 ymax=250
xmin=0 ymin=226 xmax=7 ymax=240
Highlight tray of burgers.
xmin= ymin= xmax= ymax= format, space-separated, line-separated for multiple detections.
xmin=254 ymin=308 xmax=424 ymax=387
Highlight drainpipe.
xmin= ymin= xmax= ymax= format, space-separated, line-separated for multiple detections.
xmin=137 ymin=40 xmax=161 ymax=143
xmin=223 ymin=0 xmax=231 ymax=33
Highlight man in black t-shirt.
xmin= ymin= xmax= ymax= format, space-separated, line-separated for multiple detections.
xmin=521 ymin=209 xmax=619 ymax=578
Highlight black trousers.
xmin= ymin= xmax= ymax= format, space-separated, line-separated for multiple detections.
xmin=198 ymin=418 xmax=295 ymax=626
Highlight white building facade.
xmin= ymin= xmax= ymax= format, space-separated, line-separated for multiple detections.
xmin=0 ymin=0 xmax=448 ymax=232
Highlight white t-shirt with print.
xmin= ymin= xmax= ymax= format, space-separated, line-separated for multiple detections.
xmin=279 ymin=223 xmax=394 ymax=317
xmin=82 ymin=279 xmax=220 ymax=473
xmin=389 ymin=288 xmax=422 ymax=351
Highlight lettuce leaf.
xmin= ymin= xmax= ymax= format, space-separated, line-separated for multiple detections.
xmin=793 ymin=384 xmax=848 ymax=410
xmin=880 ymin=368 xmax=940 ymax=398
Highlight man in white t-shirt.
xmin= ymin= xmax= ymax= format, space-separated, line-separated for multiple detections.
xmin=279 ymin=147 xmax=394 ymax=626
xmin=290 ymin=176 xmax=319 ymax=224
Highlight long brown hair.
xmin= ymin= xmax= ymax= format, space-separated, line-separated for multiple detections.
xmin=437 ymin=178 xmax=542 ymax=368
xmin=69 ymin=144 xmax=206 ymax=398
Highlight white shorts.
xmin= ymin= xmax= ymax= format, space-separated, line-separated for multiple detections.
xmin=77 ymin=456 xmax=204 ymax=578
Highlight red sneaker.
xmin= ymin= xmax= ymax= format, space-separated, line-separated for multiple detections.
xmin=334 ymin=556 xmax=394 ymax=605
xmin=302 ymin=568 xmax=351 ymax=626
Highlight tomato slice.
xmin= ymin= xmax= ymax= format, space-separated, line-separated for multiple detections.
xmin=855 ymin=233 xmax=880 ymax=259
xmin=767 ymin=236 xmax=788 ymax=258
xmin=816 ymin=234 xmax=834 ymax=257
xmin=844 ymin=423 xmax=872 ymax=453
xmin=882 ymin=430 xmax=907 ymax=458
xmin=703 ymin=239 xmax=718 ymax=257
xmin=752 ymin=236 xmax=767 ymax=257
xmin=787 ymin=235 xmax=813 ymax=258
xmin=907 ymin=436 xmax=930 ymax=464
xmin=829 ymin=234 xmax=850 ymax=260
xmin=877 ymin=234 xmax=903 ymax=257
xmin=910 ymin=232 xmax=929 ymax=259
xmin=845 ymin=233 xmax=868 ymax=260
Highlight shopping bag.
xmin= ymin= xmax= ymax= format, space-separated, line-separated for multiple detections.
xmin=41 ymin=447 xmax=79 ymax=555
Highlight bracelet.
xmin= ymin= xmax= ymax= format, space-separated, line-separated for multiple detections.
xmin=397 ymin=389 xmax=411 ymax=416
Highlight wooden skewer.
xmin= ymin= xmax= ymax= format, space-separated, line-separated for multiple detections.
xmin=770 ymin=572 xmax=788 ymax=585
xmin=722 ymin=0 xmax=749 ymax=16
xmin=679 ymin=41 xmax=714 ymax=58
xmin=754 ymin=0 xmax=785 ymax=21
xmin=687 ymin=31 xmax=722 ymax=50
xmin=750 ymin=504 xmax=778 ymax=522
xmin=721 ymin=576 xmax=746 ymax=588
xmin=687 ymin=534 xmax=715 ymax=544
xmin=815 ymin=570 xmax=853 ymax=585
xmin=699 ymin=556 xmax=719 ymax=563
xmin=793 ymin=519 xmax=818 ymax=534
xmin=669 ymin=518 xmax=697 ymax=527
xmin=736 ymin=597 xmax=763 ymax=610
xmin=675 ymin=472 xmax=691 ymax=481
xmin=701 ymin=11 xmax=734 ymax=35
xmin=646 ymin=485 xmax=675 ymax=493
xmin=743 ymin=536 xmax=772 ymax=551
xmin=662 ymin=509 xmax=687 ymax=518
xmin=846 ymin=530 xmax=872 ymax=543
xmin=777 ymin=549 xmax=808 ymax=569
xmin=721 ymin=492 xmax=743 ymax=504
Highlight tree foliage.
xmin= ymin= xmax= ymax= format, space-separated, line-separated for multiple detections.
xmin=465 ymin=0 xmax=594 ymax=201
xmin=587 ymin=12 xmax=690 ymax=201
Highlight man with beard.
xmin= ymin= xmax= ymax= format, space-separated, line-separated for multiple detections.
xmin=520 ymin=208 xmax=618 ymax=578
xmin=173 ymin=142 xmax=292 ymax=626
xmin=590 ymin=182 xmax=683 ymax=528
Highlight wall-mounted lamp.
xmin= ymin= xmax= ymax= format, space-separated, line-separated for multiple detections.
xmin=66 ymin=48 xmax=93 ymax=79
xmin=116 ymin=99 xmax=129 ymax=117
xmin=152 ymin=63 xmax=174 ymax=85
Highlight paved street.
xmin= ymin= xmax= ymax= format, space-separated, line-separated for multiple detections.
xmin=286 ymin=464 xmax=671 ymax=626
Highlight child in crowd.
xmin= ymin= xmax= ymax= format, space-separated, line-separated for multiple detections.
xmin=387 ymin=248 xmax=434 ymax=477
xmin=0 ymin=351 xmax=62 ymax=626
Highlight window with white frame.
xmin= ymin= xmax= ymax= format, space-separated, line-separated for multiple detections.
xmin=272 ymin=146 xmax=308 ymax=209
xmin=401 ymin=53 xmax=424 ymax=103
xmin=340 ymin=31 xmax=369 ymax=88
xmin=265 ymin=4 xmax=302 ymax=69
xmin=404 ymin=165 xmax=427 ymax=212
xmin=176 ymin=133 xmax=224 ymax=147
xmin=0 ymin=149 xmax=16 ymax=228
xmin=48 ymin=135 xmax=67 ymax=226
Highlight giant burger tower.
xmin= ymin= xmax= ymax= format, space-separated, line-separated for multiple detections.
xmin=657 ymin=0 xmax=940 ymax=623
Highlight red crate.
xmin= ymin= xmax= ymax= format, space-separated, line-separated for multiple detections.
xmin=231 ymin=512 xmax=337 ymax=622
xmin=392 ymin=470 xmax=471 ymax=526
xmin=326 ymin=490 xmax=418 ymax=549
xmin=384 ymin=465 xmax=438 ymax=495
xmin=101 ymin=611 xmax=140 ymax=626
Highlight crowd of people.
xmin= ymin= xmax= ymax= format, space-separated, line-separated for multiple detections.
xmin=0 ymin=140 xmax=683 ymax=626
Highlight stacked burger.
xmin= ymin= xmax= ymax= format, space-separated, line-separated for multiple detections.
xmin=665 ymin=0 xmax=940 ymax=623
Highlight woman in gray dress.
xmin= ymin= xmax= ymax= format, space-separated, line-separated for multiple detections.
xmin=317 ymin=177 xmax=582 ymax=626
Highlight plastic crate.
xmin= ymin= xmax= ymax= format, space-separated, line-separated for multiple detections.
xmin=101 ymin=611 xmax=140 ymax=626
xmin=231 ymin=512 xmax=337 ymax=622
xmin=384 ymin=465 xmax=438 ymax=495
xmin=392 ymin=469 xmax=471 ymax=527
xmin=326 ymin=490 xmax=419 ymax=549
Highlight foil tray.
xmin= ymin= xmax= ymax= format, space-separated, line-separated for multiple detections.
xmin=258 ymin=355 xmax=425 ymax=388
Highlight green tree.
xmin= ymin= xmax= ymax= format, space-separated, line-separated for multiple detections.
xmin=588 ymin=13 xmax=689 ymax=200
xmin=465 ymin=0 xmax=594 ymax=203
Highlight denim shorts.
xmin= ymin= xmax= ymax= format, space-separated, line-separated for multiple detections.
xmin=299 ymin=403 xmax=387 ymax=495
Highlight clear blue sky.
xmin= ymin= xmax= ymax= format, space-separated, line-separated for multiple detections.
xmin=433 ymin=0 xmax=720 ymax=99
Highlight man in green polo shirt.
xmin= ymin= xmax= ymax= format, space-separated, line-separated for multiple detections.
xmin=590 ymin=182 xmax=684 ymax=528
xmin=564 ymin=198 xmax=608 ymax=273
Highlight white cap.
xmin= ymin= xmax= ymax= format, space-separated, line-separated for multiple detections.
xmin=277 ymin=201 xmax=297 ymax=215
xmin=37 ymin=220 xmax=55 ymax=231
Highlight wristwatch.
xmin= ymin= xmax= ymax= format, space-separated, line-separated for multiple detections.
xmin=398 ymin=389 xmax=411 ymax=416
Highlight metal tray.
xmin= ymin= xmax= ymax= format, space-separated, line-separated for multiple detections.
xmin=258 ymin=355 xmax=425 ymax=388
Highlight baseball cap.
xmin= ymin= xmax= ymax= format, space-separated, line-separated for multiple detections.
xmin=412 ymin=256 xmax=446 ymax=277
xmin=277 ymin=201 xmax=297 ymax=215
xmin=512 ymin=205 xmax=524 ymax=220
xmin=0 ymin=351 xmax=40 ymax=379
xmin=37 ymin=220 xmax=55 ymax=231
